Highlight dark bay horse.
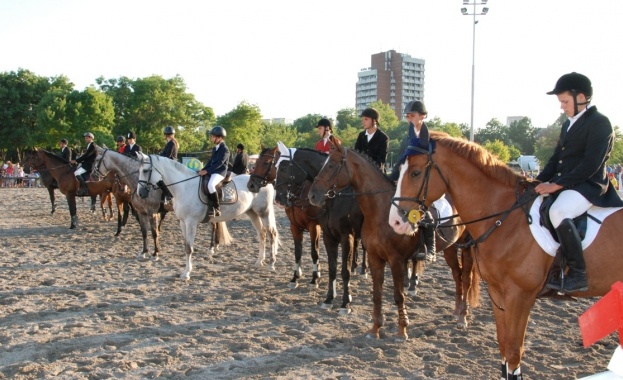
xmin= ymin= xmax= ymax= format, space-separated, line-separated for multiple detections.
xmin=307 ymin=138 xmax=479 ymax=336
xmin=28 ymin=149 xmax=107 ymax=229
xmin=275 ymin=142 xmax=364 ymax=314
xmin=22 ymin=153 xmax=59 ymax=214
xmin=388 ymin=127 xmax=623 ymax=379
xmin=248 ymin=146 xmax=322 ymax=288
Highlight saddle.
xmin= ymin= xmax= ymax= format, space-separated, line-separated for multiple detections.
xmin=538 ymin=193 xmax=588 ymax=243
xmin=201 ymin=173 xmax=238 ymax=204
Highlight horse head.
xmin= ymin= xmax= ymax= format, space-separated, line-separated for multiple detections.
xmin=247 ymin=146 xmax=279 ymax=193
xmin=22 ymin=149 xmax=43 ymax=174
xmin=308 ymin=137 xmax=350 ymax=208
xmin=136 ymin=152 xmax=162 ymax=199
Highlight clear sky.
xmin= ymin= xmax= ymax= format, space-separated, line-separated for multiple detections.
xmin=2 ymin=0 xmax=622 ymax=131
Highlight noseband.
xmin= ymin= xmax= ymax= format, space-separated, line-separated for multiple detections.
xmin=250 ymin=151 xmax=277 ymax=187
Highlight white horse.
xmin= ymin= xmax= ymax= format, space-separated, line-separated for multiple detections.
xmin=94 ymin=146 xmax=169 ymax=259
xmin=135 ymin=152 xmax=279 ymax=280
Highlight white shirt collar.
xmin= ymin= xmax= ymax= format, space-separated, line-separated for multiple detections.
xmin=568 ymin=104 xmax=592 ymax=130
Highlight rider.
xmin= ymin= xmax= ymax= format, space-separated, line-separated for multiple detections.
xmin=198 ymin=126 xmax=230 ymax=217
xmin=393 ymin=100 xmax=438 ymax=262
xmin=59 ymin=138 xmax=72 ymax=161
xmin=70 ymin=132 xmax=97 ymax=196
xmin=354 ymin=108 xmax=389 ymax=169
xmin=159 ymin=126 xmax=179 ymax=205
xmin=123 ymin=131 xmax=142 ymax=157
xmin=115 ymin=135 xmax=126 ymax=153
xmin=315 ymin=118 xmax=333 ymax=153
xmin=536 ymin=72 xmax=623 ymax=293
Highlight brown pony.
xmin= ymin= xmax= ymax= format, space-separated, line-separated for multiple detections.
xmin=248 ymin=146 xmax=323 ymax=288
xmin=308 ymin=138 xmax=479 ymax=336
xmin=388 ymin=127 xmax=623 ymax=379
xmin=28 ymin=149 xmax=110 ymax=229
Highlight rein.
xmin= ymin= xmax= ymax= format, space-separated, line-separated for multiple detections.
xmin=249 ymin=151 xmax=277 ymax=186
xmin=95 ymin=148 xmax=140 ymax=182
xmin=138 ymin=154 xmax=200 ymax=192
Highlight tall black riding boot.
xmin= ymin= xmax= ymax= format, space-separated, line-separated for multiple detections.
xmin=76 ymin=175 xmax=89 ymax=196
xmin=208 ymin=192 xmax=221 ymax=217
xmin=423 ymin=224 xmax=437 ymax=262
xmin=157 ymin=180 xmax=174 ymax=204
xmin=556 ymin=218 xmax=588 ymax=293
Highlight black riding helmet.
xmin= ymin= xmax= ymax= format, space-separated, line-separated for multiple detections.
xmin=316 ymin=118 xmax=333 ymax=130
xmin=163 ymin=126 xmax=175 ymax=134
xmin=360 ymin=108 xmax=380 ymax=121
xmin=403 ymin=100 xmax=428 ymax=115
xmin=547 ymin=72 xmax=593 ymax=116
xmin=116 ymin=135 xmax=125 ymax=142
xmin=210 ymin=126 xmax=227 ymax=138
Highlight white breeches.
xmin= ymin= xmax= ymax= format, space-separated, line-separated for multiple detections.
xmin=207 ymin=174 xmax=224 ymax=193
xmin=74 ymin=167 xmax=86 ymax=177
xmin=549 ymin=190 xmax=592 ymax=228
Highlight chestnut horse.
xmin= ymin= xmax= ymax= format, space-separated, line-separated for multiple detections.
xmin=274 ymin=142 xmax=365 ymax=314
xmin=247 ymin=146 xmax=323 ymax=288
xmin=307 ymin=138 xmax=479 ymax=335
xmin=388 ymin=127 xmax=623 ymax=379
xmin=28 ymin=149 xmax=110 ymax=229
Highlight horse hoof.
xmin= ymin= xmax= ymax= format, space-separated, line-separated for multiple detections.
xmin=366 ymin=333 xmax=380 ymax=339
xmin=180 ymin=273 xmax=190 ymax=281
xmin=308 ymin=282 xmax=319 ymax=289
xmin=320 ymin=303 xmax=332 ymax=310
xmin=208 ymin=248 xmax=215 ymax=256
xmin=338 ymin=308 xmax=351 ymax=315
xmin=394 ymin=335 xmax=408 ymax=343
xmin=288 ymin=282 xmax=298 ymax=289
xmin=69 ymin=225 xmax=76 ymax=230
xmin=407 ymin=289 xmax=417 ymax=297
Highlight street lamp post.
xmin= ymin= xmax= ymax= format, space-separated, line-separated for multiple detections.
xmin=461 ymin=0 xmax=489 ymax=142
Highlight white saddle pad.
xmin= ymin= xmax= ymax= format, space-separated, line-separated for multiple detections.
xmin=529 ymin=196 xmax=621 ymax=256
xmin=431 ymin=195 xmax=453 ymax=220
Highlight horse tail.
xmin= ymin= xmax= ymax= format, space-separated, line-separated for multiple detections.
xmin=215 ymin=221 xmax=233 ymax=246
xmin=467 ymin=247 xmax=481 ymax=309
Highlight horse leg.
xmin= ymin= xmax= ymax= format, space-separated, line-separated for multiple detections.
xmin=443 ymin=246 xmax=465 ymax=327
xmin=136 ymin=214 xmax=150 ymax=259
xmin=247 ymin=214 xmax=268 ymax=268
xmin=491 ymin=285 xmax=535 ymax=380
xmin=150 ymin=213 xmax=161 ymax=260
xmin=321 ymin=237 xmax=339 ymax=310
xmin=388 ymin=255 xmax=410 ymax=341
xmin=67 ymin=194 xmax=78 ymax=229
xmin=367 ymin=254 xmax=386 ymax=339
xmin=90 ymin=195 xmax=97 ymax=213
xmin=157 ymin=209 xmax=167 ymax=233
xmin=338 ymin=233 xmax=354 ymax=314
xmin=308 ymin=224 xmax=322 ymax=288
xmin=360 ymin=242 xmax=368 ymax=277
xmin=289 ymin=226 xmax=304 ymax=289
xmin=115 ymin=199 xmax=124 ymax=236
xmin=180 ymin=220 xmax=198 ymax=280
xmin=105 ymin=193 xmax=113 ymax=221
xmin=405 ymin=258 xmax=420 ymax=296
xmin=47 ymin=186 xmax=57 ymax=214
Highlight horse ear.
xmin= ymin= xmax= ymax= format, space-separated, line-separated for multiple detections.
xmin=277 ymin=141 xmax=289 ymax=156
xmin=418 ymin=124 xmax=430 ymax=150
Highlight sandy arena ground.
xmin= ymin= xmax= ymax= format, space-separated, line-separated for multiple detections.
xmin=0 ymin=187 xmax=619 ymax=379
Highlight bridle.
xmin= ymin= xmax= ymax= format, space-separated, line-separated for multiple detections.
xmin=249 ymin=150 xmax=277 ymax=187
xmin=312 ymin=147 xmax=352 ymax=199
xmin=275 ymin=149 xmax=317 ymax=207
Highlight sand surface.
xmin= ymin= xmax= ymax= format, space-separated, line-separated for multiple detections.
xmin=0 ymin=188 xmax=618 ymax=379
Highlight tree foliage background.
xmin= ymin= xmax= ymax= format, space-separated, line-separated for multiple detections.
xmin=2 ymin=68 xmax=623 ymax=172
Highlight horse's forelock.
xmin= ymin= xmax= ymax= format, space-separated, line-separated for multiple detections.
xmin=433 ymin=133 xmax=521 ymax=186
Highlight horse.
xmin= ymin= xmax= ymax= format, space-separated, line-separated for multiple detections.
xmin=307 ymin=138 xmax=478 ymax=335
xmin=274 ymin=142 xmax=365 ymax=314
xmin=22 ymin=153 xmax=59 ymax=214
xmin=247 ymin=146 xmax=322 ymax=288
xmin=388 ymin=127 xmax=623 ymax=379
xmin=27 ymin=149 xmax=108 ymax=229
xmin=94 ymin=147 xmax=169 ymax=258
xmin=135 ymin=152 xmax=279 ymax=280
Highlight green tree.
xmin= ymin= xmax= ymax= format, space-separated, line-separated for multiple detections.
xmin=0 ymin=69 xmax=55 ymax=161
xmin=508 ymin=117 xmax=537 ymax=155
xmin=96 ymin=75 xmax=215 ymax=153
xmin=483 ymin=139 xmax=511 ymax=162
xmin=216 ymin=101 xmax=263 ymax=154
xmin=368 ymin=100 xmax=400 ymax=137
xmin=534 ymin=114 xmax=566 ymax=165
xmin=335 ymin=108 xmax=359 ymax=132
xmin=609 ymin=125 xmax=623 ymax=165
xmin=260 ymin=121 xmax=297 ymax=151
xmin=475 ymin=118 xmax=507 ymax=145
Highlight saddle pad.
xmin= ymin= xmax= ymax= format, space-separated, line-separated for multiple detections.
xmin=220 ymin=181 xmax=238 ymax=204
xmin=431 ymin=195 xmax=453 ymax=220
xmin=529 ymin=195 xmax=621 ymax=256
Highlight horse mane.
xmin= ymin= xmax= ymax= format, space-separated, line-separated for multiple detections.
xmin=347 ymin=148 xmax=395 ymax=187
xmin=431 ymin=131 xmax=523 ymax=187
xmin=152 ymin=154 xmax=197 ymax=175
xmin=40 ymin=149 xmax=70 ymax=164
